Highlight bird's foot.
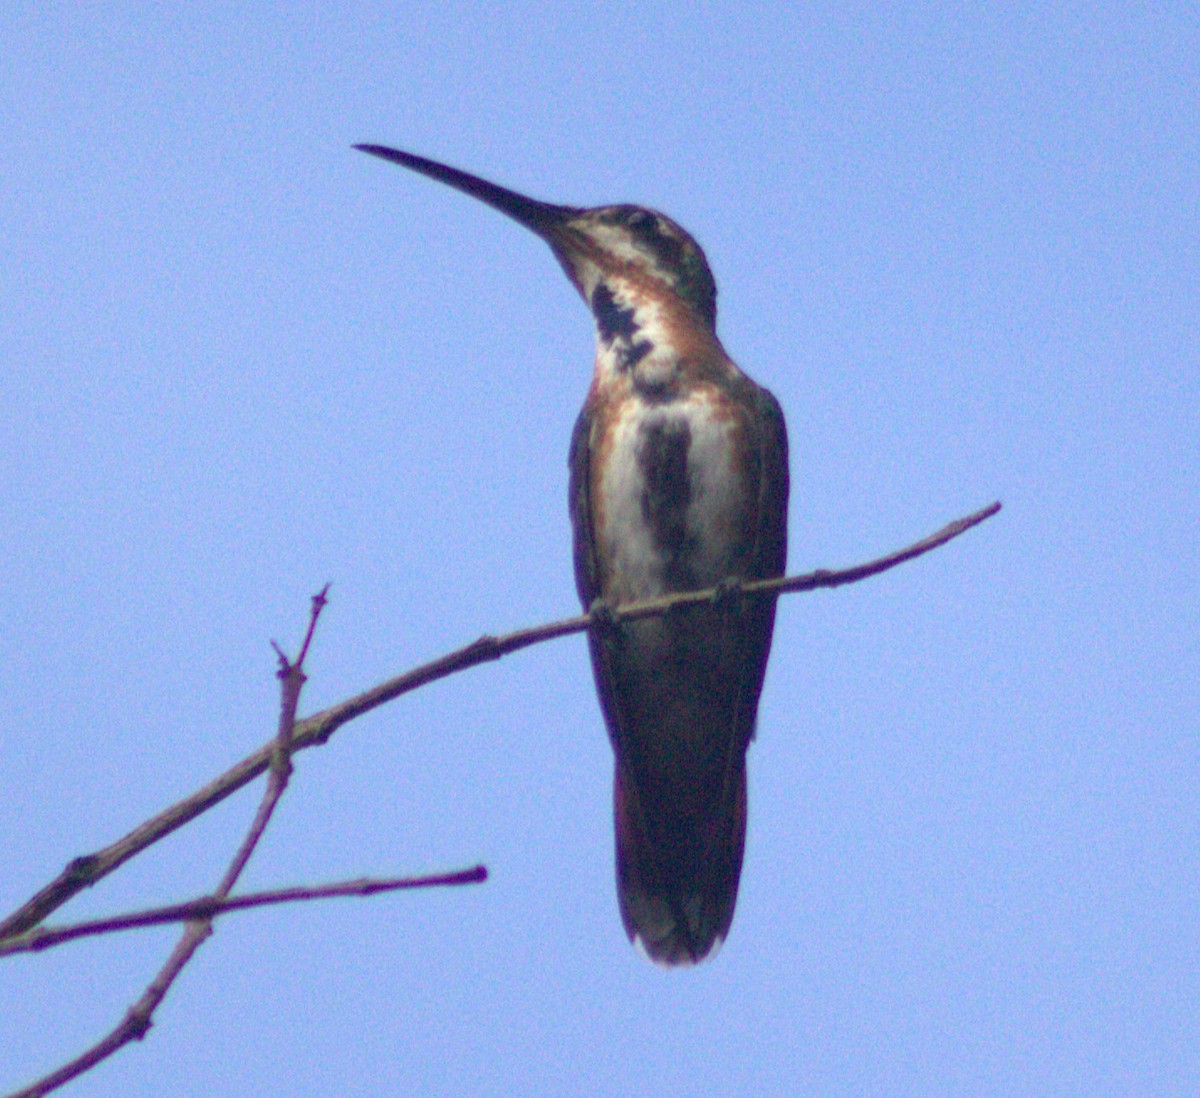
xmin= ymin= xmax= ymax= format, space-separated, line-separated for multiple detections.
xmin=712 ymin=575 xmax=745 ymax=604
xmin=588 ymin=596 xmax=621 ymax=635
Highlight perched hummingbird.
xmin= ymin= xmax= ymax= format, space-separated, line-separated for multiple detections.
xmin=357 ymin=144 xmax=789 ymax=964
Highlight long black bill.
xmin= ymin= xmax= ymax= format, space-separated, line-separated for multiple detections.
xmin=354 ymin=144 xmax=575 ymax=239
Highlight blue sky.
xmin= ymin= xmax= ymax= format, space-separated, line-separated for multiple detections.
xmin=2 ymin=5 xmax=1196 ymax=1095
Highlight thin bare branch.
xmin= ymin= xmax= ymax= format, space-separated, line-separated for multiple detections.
xmin=8 ymin=590 xmax=329 ymax=1098
xmin=0 ymin=867 xmax=488 ymax=957
xmin=214 ymin=586 xmax=322 ymax=894
xmin=0 ymin=502 xmax=1000 ymax=941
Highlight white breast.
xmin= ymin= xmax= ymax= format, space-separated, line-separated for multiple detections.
xmin=594 ymin=389 xmax=748 ymax=602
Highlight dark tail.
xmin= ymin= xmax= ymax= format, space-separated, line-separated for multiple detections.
xmin=612 ymin=761 xmax=747 ymax=965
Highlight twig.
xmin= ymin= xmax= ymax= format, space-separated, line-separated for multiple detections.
xmin=8 ymin=588 xmax=330 ymax=1098
xmin=0 ymin=867 xmax=488 ymax=957
xmin=0 ymin=502 xmax=1000 ymax=941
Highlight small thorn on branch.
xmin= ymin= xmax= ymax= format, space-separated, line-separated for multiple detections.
xmin=296 ymin=583 xmax=331 ymax=669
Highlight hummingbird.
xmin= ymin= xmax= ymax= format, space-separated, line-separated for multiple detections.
xmin=356 ymin=144 xmax=789 ymax=964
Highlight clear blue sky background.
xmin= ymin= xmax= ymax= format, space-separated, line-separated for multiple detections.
xmin=3 ymin=6 xmax=1196 ymax=1095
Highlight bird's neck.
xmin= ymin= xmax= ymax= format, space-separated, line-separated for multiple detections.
xmin=586 ymin=277 xmax=733 ymax=399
